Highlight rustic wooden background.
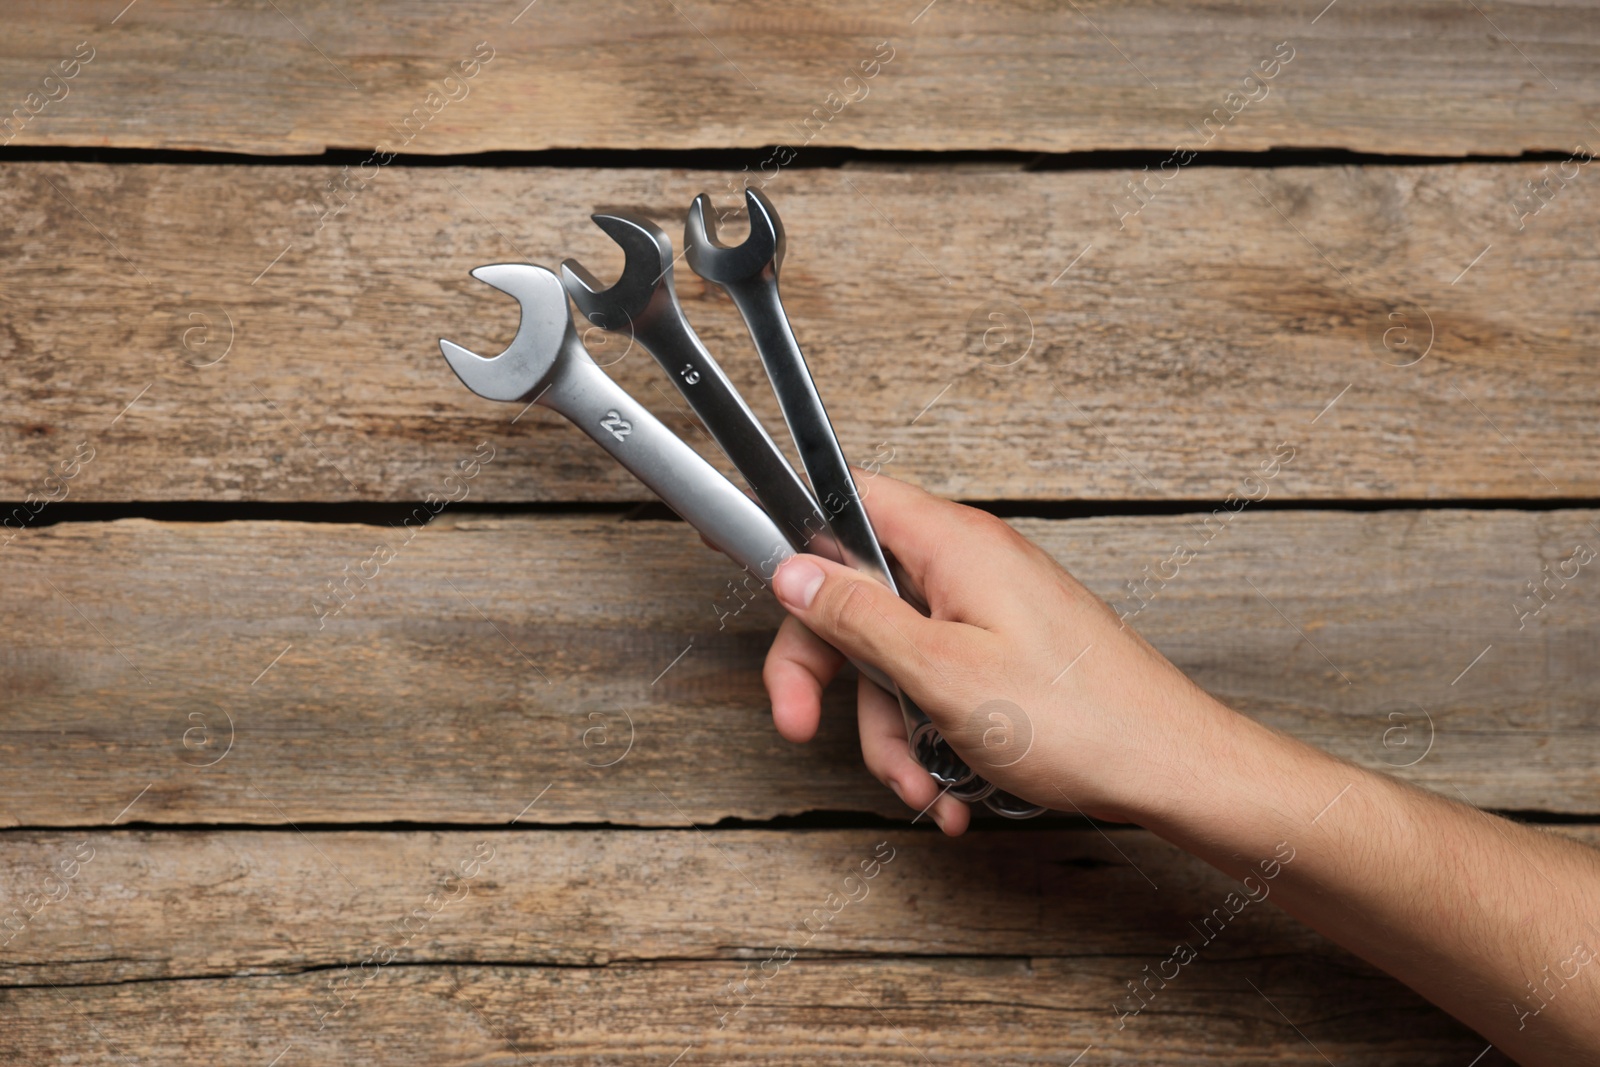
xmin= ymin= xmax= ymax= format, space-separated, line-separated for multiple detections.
xmin=3 ymin=2 xmax=1597 ymax=1063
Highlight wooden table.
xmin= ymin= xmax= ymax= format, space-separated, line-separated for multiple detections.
xmin=3 ymin=3 xmax=1597 ymax=1063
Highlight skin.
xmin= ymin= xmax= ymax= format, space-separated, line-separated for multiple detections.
xmin=762 ymin=473 xmax=1600 ymax=1065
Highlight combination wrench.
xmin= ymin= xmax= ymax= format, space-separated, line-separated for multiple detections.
xmin=687 ymin=188 xmax=1042 ymax=818
xmin=437 ymin=263 xmax=945 ymax=717
xmin=560 ymin=213 xmax=837 ymax=561
xmin=438 ymin=263 xmax=792 ymax=576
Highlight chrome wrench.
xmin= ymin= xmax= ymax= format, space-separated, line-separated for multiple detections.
xmin=560 ymin=213 xmax=837 ymax=560
xmin=437 ymin=262 xmax=938 ymax=714
xmin=684 ymin=188 xmax=1012 ymax=806
xmin=438 ymin=263 xmax=792 ymax=576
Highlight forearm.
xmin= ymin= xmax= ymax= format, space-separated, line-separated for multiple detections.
xmin=759 ymin=480 xmax=1600 ymax=1059
xmin=1139 ymin=699 xmax=1600 ymax=1064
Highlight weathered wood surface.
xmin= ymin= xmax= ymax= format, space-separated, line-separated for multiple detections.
xmin=3 ymin=509 xmax=1596 ymax=825
xmin=0 ymin=828 xmax=1333 ymax=983
xmin=3 ymin=827 xmax=1593 ymax=985
xmin=0 ymin=957 xmax=1510 ymax=1066
xmin=4 ymin=829 xmax=1558 ymax=1065
xmin=3 ymin=163 xmax=1597 ymax=502
xmin=1 ymin=1 xmax=1596 ymax=156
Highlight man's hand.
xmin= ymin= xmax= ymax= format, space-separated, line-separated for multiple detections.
xmin=760 ymin=472 xmax=1600 ymax=1064
xmin=762 ymin=472 xmax=1235 ymax=833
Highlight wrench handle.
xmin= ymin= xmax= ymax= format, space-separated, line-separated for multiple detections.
xmin=542 ymin=341 xmax=913 ymax=693
xmin=544 ymin=340 xmax=792 ymax=579
xmin=643 ymin=313 xmax=836 ymax=558
xmin=724 ymin=278 xmax=895 ymax=589
xmin=549 ymin=351 xmax=924 ymax=700
xmin=719 ymin=277 xmax=977 ymax=787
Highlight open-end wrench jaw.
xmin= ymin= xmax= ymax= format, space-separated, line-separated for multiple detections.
xmin=684 ymin=188 xmax=785 ymax=284
xmin=560 ymin=212 xmax=679 ymax=333
xmin=561 ymin=206 xmax=833 ymax=557
xmin=438 ymin=263 xmax=578 ymax=403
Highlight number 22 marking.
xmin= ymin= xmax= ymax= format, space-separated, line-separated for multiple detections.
xmin=601 ymin=410 xmax=632 ymax=442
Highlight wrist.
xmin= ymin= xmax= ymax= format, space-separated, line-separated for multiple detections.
xmin=1130 ymin=695 xmax=1343 ymax=863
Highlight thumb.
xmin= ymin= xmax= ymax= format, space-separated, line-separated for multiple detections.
xmin=770 ymin=553 xmax=984 ymax=702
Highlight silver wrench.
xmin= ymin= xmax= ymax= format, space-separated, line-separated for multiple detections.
xmin=684 ymin=189 xmax=887 ymax=585
xmin=687 ymin=188 xmax=1030 ymax=813
xmin=438 ymin=263 xmax=930 ymax=709
xmin=438 ymin=263 xmax=792 ymax=577
xmin=560 ymin=213 xmax=837 ymax=560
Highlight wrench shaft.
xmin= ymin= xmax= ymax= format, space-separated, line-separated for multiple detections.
xmin=636 ymin=312 xmax=835 ymax=559
xmin=723 ymin=279 xmax=893 ymax=587
xmin=545 ymin=340 xmax=793 ymax=578
xmin=716 ymin=278 xmax=961 ymax=780
xmin=553 ymin=347 xmax=911 ymax=696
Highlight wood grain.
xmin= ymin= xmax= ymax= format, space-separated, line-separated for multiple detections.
xmin=4 ymin=828 xmax=1560 ymax=1064
xmin=3 ymin=509 xmax=1596 ymax=825
xmin=0 ymin=958 xmax=1511 ymax=1066
xmin=3 ymin=827 xmax=1592 ymax=985
xmin=0 ymin=1 xmax=1595 ymax=155
xmin=4 ymin=7 xmax=1589 ymax=1063
xmin=0 ymin=828 xmax=1335 ymax=984
xmin=2 ymin=162 xmax=1597 ymax=502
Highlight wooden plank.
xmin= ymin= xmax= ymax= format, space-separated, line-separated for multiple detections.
xmin=2 ymin=509 xmax=1596 ymax=825
xmin=0 ymin=2 xmax=1595 ymax=155
xmin=0 ymin=828 xmax=1312 ymax=984
xmin=0 ymin=957 xmax=1508 ymax=1066
xmin=3 ymin=162 xmax=1598 ymax=503
xmin=3 ymin=829 xmax=1554 ymax=1064
xmin=3 ymin=827 xmax=1592 ymax=986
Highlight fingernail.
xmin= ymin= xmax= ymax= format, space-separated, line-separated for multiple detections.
xmin=773 ymin=557 xmax=825 ymax=610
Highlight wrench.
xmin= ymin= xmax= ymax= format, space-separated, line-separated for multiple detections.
xmin=438 ymin=263 xmax=792 ymax=577
xmin=684 ymin=188 xmax=1000 ymax=803
xmin=438 ymin=263 xmax=929 ymax=712
xmin=684 ymin=189 xmax=889 ymax=587
xmin=560 ymin=212 xmax=837 ymax=560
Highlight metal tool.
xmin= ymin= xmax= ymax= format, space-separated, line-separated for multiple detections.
xmin=684 ymin=189 xmax=888 ymax=586
xmin=438 ymin=263 xmax=792 ymax=577
xmin=985 ymin=788 xmax=1047 ymax=820
xmin=437 ymin=262 xmax=939 ymax=717
xmin=685 ymin=189 xmax=1025 ymax=811
xmin=439 ymin=206 xmax=1044 ymax=817
xmin=560 ymin=213 xmax=836 ymax=560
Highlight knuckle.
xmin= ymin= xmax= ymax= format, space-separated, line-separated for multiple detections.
xmin=977 ymin=509 xmax=1022 ymax=543
xmin=824 ymin=578 xmax=881 ymax=645
xmin=950 ymin=503 xmax=1012 ymax=543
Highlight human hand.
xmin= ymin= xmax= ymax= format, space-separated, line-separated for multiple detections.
xmin=764 ymin=475 xmax=1600 ymax=1062
xmin=763 ymin=473 xmax=1238 ymax=835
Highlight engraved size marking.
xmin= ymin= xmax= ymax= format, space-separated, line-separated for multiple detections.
xmin=601 ymin=410 xmax=632 ymax=442
xmin=679 ymin=364 xmax=701 ymax=385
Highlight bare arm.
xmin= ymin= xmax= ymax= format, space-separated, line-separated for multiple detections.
xmin=1148 ymin=710 xmax=1600 ymax=1061
xmin=763 ymin=474 xmax=1600 ymax=1065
